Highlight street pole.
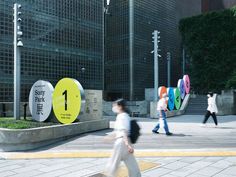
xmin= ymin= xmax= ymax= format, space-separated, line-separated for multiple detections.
xmin=13 ymin=3 xmax=23 ymax=120
xmin=104 ymin=0 xmax=110 ymax=97
xmin=129 ymin=0 xmax=134 ymax=101
xmin=152 ymin=30 xmax=161 ymax=101
xmin=167 ymin=52 xmax=171 ymax=87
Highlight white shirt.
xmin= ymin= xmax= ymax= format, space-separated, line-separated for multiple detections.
xmin=157 ymin=98 xmax=167 ymax=111
xmin=114 ymin=112 xmax=130 ymax=138
xmin=207 ymin=94 xmax=218 ymax=113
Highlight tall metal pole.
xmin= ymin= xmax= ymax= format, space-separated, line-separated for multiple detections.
xmin=167 ymin=52 xmax=171 ymax=87
xmin=13 ymin=3 xmax=22 ymax=120
xmin=152 ymin=30 xmax=160 ymax=101
xmin=129 ymin=0 xmax=134 ymax=101
xmin=103 ymin=0 xmax=106 ymax=96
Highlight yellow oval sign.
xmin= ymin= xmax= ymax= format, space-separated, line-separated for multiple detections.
xmin=52 ymin=78 xmax=82 ymax=124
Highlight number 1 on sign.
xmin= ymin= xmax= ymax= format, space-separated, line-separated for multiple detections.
xmin=62 ymin=90 xmax=67 ymax=111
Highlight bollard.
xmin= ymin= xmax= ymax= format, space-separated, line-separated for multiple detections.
xmin=2 ymin=104 xmax=6 ymax=117
xmin=23 ymin=103 xmax=27 ymax=120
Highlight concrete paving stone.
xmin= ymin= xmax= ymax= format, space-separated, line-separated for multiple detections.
xmin=162 ymin=161 xmax=189 ymax=170
xmin=87 ymin=164 xmax=106 ymax=172
xmin=143 ymin=167 xmax=171 ymax=176
xmin=213 ymin=173 xmax=236 ymax=177
xmin=0 ymin=160 xmax=25 ymax=168
xmin=0 ymin=164 xmax=22 ymax=172
xmin=219 ymin=166 xmax=236 ymax=176
xmin=187 ymin=174 xmax=208 ymax=177
xmin=91 ymin=158 xmax=107 ymax=165
xmin=211 ymin=160 xmax=233 ymax=169
xmin=65 ymin=158 xmax=97 ymax=165
xmin=40 ymin=160 xmax=66 ymax=166
xmin=34 ymin=169 xmax=70 ymax=177
xmin=0 ymin=171 xmax=16 ymax=177
xmin=225 ymin=157 xmax=236 ymax=163
xmin=9 ymin=170 xmax=43 ymax=177
xmin=169 ymin=167 xmax=198 ymax=177
xmin=203 ymin=157 xmax=224 ymax=162
xmin=138 ymin=158 xmax=161 ymax=162
xmin=187 ymin=161 xmax=213 ymax=170
xmin=178 ymin=157 xmax=204 ymax=164
xmin=155 ymin=158 xmax=182 ymax=165
xmin=195 ymin=166 xmax=224 ymax=176
xmin=61 ymin=169 xmax=96 ymax=177
xmin=161 ymin=174 xmax=181 ymax=177
xmin=12 ymin=163 xmax=48 ymax=173
xmin=38 ymin=163 xmax=74 ymax=173
xmin=64 ymin=162 xmax=97 ymax=172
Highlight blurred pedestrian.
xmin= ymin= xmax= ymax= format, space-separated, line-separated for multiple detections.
xmin=152 ymin=93 xmax=173 ymax=136
xmin=105 ymin=99 xmax=141 ymax=177
xmin=201 ymin=92 xmax=218 ymax=127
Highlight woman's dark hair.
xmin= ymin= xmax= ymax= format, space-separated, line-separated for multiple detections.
xmin=113 ymin=98 xmax=129 ymax=113
xmin=208 ymin=92 xmax=213 ymax=97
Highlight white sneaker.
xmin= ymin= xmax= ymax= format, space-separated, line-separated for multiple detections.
xmin=214 ymin=125 xmax=218 ymax=128
xmin=200 ymin=124 xmax=206 ymax=127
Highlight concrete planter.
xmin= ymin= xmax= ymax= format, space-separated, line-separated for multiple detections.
xmin=0 ymin=119 xmax=109 ymax=152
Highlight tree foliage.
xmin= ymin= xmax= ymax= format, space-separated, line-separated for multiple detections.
xmin=226 ymin=71 xmax=236 ymax=89
xmin=179 ymin=7 xmax=236 ymax=93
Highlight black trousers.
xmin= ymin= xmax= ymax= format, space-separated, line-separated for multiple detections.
xmin=203 ymin=111 xmax=218 ymax=125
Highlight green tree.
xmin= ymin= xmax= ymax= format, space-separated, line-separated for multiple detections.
xmin=179 ymin=7 xmax=236 ymax=93
xmin=226 ymin=71 xmax=236 ymax=89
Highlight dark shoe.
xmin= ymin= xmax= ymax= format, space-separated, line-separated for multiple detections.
xmin=166 ymin=132 xmax=173 ymax=136
xmin=152 ymin=130 xmax=159 ymax=134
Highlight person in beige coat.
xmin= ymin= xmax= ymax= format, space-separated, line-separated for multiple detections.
xmin=202 ymin=92 xmax=218 ymax=127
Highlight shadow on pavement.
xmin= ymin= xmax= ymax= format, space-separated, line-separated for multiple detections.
xmin=171 ymin=133 xmax=192 ymax=137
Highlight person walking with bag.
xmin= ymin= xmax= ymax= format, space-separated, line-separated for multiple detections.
xmin=152 ymin=93 xmax=173 ymax=136
xmin=201 ymin=92 xmax=218 ymax=127
xmin=105 ymin=99 xmax=141 ymax=177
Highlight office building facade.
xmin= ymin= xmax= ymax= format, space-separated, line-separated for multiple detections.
xmin=105 ymin=0 xmax=202 ymax=101
xmin=0 ymin=0 xmax=104 ymax=102
xmin=202 ymin=0 xmax=236 ymax=12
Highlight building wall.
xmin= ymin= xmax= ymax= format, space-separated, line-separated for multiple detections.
xmin=105 ymin=0 xmax=202 ymax=101
xmin=202 ymin=0 xmax=236 ymax=12
xmin=105 ymin=0 xmax=130 ymax=100
xmin=0 ymin=0 xmax=104 ymax=102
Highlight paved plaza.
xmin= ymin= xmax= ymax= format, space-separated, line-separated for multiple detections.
xmin=0 ymin=115 xmax=236 ymax=177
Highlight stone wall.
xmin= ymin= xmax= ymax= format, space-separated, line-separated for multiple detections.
xmin=79 ymin=90 xmax=103 ymax=122
xmin=217 ymin=90 xmax=236 ymax=115
xmin=103 ymin=100 xmax=149 ymax=117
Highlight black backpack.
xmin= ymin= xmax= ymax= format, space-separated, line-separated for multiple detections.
xmin=129 ymin=120 xmax=141 ymax=144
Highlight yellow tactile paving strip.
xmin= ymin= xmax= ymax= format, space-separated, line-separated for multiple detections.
xmin=1 ymin=151 xmax=236 ymax=159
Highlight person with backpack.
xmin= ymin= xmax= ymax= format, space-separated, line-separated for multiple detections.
xmin=152 ymin=93 xmax=173 ymax=136
xmin=105 ymin=98 xmax=141 ymax=177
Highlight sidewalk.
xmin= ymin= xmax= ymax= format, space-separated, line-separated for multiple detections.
xmin=0 ymin=156 xmax=235 ymax=177
xmin=0 ymin=115 xmax=236 ymax=176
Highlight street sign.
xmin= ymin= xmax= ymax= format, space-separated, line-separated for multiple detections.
xmin=52 ymin=78 xmax=85 ymax=124
xmin=29 ymin=80 xmax=54 ymax=122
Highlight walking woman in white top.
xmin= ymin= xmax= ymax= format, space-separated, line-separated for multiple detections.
xmin=105 ymin=99 xmax=141 ymax=177
xmin=202 ymin=92 xmax=218 ymax=127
